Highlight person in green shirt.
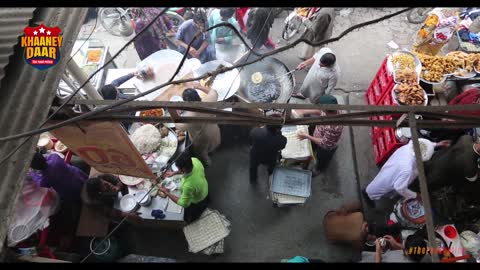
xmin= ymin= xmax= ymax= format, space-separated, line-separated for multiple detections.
xmin=160 ymin=154 xmax=209 ymax=223
xmin=208 ymin=8 xmax=239 ymax=45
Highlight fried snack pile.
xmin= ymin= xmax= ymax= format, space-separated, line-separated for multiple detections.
xmin=392 ymin=54 xmax=416 ymax=70
xmin=474 ymin=54 xmax=480 ymax=71
xmin=394 ymin=83 xmax=426 ymax=105
xmin=140 ymin=108 xmax=164 ymax=117
xmin=446 ymin=51 xmax=475 ymax=75
xmin=395 ymin=68 xmax=418 ymax=83
xmin=414 ymin=52 xmax=456 ymax=82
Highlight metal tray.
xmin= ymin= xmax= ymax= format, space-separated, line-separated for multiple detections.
xmin=271 ymin=167 xmax=312 ymax=198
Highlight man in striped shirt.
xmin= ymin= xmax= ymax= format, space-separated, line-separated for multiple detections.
xmin=294 ymin=95 xmax=343 ymax=175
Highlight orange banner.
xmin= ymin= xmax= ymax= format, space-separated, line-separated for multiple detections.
xmin=50 ymin=121 xmax=156 ymax=179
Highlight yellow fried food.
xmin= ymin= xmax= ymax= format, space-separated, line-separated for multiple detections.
xmin=394 ymin=83 xmax=426 ymax=106
xmin=395 ymin=68 xmax=418 ymax=83
xmin=392 ymin=54 xmax=416 ymax=70
xmin=251 ymin=72 xmax=263 ymax=84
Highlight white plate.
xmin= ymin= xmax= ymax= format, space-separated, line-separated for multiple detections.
xmin=120 ymin=195 xmax=137 ymax=212
xmin=452 ymin=70 xmax=477 ymax=79
xmin=119 ymin=175 xmax=146 ymax=186
xmin=392 ymin=85 xmax=428 ymax=106
xmin=387 ymin=50 xmax=422 ymax=75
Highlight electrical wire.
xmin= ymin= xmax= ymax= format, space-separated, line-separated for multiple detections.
xmin=0 ymin=7 xmax=169 ymax=166
xmin=0 ymin=8 xmax=413 ymax=157
xmin=67 ymin=8 xmax=99 ymax=64
xmin=80 ymin=115 xmax=208 ymax=263
xmin=220 ymin=8 xmax=274 ymax=101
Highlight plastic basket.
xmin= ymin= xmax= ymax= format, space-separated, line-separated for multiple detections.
xmin=372 ymin=127 xmax=406 ymax=165
xmin=365 ymin=57 xmax=394 ymax=105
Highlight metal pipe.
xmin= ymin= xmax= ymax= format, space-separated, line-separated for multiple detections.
xmin=408 ymin=112 xmax=439 ymax=263
xmin=66 ymin=60 xmax=103 ymax=100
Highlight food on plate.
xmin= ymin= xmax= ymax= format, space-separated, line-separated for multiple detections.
xmin=130 ymin=124 xmax=162 ymax=154
xmin=160 ymin=126 xmax=169 ymax=138
xmin=394 ymin=83 xmax=426 ymax=106
xmin=140 ymin=108 xmax=164 ymax=117
xmin=54 ymin=141 xmax=68 ymax=153
xmin=446 ymin=51 xmax=475 ymax=74
xmin=87 ymin=49 xmax=102 ymax=63
xmin=251 ymin=72 xmax=263 ymax=84
xmin=178 ymin=135 xmax=186 ymax=142
xmin=391 ymin=54 xmax=416 ymax=70
xmin=414 ymin=52 xmax=455 ymax=82
xmin=119 ymin=175 xmax=146 ymax=186
xmin=395 ymin=68 xmax=418 ymax=83
xmin=158 ymin=137 xmax=177 ymax=157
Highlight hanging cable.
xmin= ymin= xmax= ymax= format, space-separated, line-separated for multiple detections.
xmin=0 ymin=8 xmax=413 ymax=151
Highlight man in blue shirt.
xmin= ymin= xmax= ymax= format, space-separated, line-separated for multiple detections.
xmin=176 ymin=12 xmax=216 ymax=63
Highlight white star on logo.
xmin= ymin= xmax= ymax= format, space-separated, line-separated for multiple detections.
xmin=33 ymin=30 xmax=38 ymax=35
xmin=39 ymin=27 xmax=45 ymax=33
xmin=46 ymin=30 xmax=51 ymax=35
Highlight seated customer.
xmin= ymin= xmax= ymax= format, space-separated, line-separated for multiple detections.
xmin=160 ymin=154 xmax=209 ymax=223
xmin=323 ymin=200 xmax=403 ymax=250
xmin=360 ymin=233 xmax=430 ymax=263
xmin=81 ymin=174 xmax=141 ymax=224
xmin=176 ymin=12 xmax=216 ymax=63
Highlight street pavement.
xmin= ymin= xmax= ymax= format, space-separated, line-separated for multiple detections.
xmin=75 ymin=8 xmax=420 ymax=262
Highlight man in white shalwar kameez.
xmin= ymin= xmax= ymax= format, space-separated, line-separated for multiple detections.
xmin=293 ymin=47 xmax=340 ymax=104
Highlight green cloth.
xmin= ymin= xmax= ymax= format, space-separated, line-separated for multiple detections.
xmin=208 ymin=9 xmax=240 ymax=44
xmin=177 ymin=158 xmax=208 ymax=208
xmin=317 ymin=94 xmax=338 ymax=105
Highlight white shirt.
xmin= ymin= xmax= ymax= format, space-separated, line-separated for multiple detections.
xmin=366 ymin=142 xmax=418 ymax=200
xmin=299 ymin=48 xmax=340 ymax=103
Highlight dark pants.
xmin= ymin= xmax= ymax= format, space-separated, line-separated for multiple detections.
xmin=184 ymin=195 xmax=210 ymax=223
xmin=249 ymin=152 xmax=277 ymax=182
xmin=314 ymin=146 xmax=337 ymax=171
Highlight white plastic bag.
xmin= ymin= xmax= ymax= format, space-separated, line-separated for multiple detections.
xmin=7 ymin=178 xmax=60 ymax=247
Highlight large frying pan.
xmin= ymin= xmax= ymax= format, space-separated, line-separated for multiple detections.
xmin=235 ymin=54 xmax=296 ymax=104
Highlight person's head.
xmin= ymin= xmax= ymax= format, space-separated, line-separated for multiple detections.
xmin=182 ymin=88 xmax=202 ymax=102
xmin=403 ymin=234 xmax=428 ymax=262
xmin=193 ymin=12 xmax=207 ymax=30
xmin=315 ymin=94 xmax=338 ymax=114
xmin=31 ymin=152 xmax=48 ymax=171
xmin=266 ymin=113 xmax=283 ymax=134
xmin=219 ymin=8 xmax=235 ymax=21
xmin=86 ymin=175 xmax=121 ymax=199
xmin=100 ymin=84 xmax=118 ymax=100
xmin=175 ymin=153 xmax=194 ymax=174
xmin=320 ymin=53 xmax=336 ymax=68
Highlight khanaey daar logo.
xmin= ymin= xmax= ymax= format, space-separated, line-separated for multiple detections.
xmin=21 ymin=24 xmax=62 ymax=70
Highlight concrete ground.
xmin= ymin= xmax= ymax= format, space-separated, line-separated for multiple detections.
xmin=75 ymin=8 xmax=420 ymax=262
